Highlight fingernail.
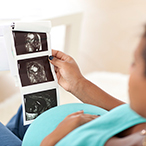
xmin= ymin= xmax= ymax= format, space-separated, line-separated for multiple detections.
xmin=49 ymin=56 xmax=54 ymax=60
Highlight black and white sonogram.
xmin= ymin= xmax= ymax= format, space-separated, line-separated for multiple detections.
xmin=18 ymin=56 xmax=54 ymax=86
xmin=24 ymin=89 xmax=57 ymax=121
xmin=25 ymin=33 xmax=42 ymax=52
xmin=13 ymin=31 xmax=48 ymax=55
xmin=26 ymin=61 xmax=47 ymax=84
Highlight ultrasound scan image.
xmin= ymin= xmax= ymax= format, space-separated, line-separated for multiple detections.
xmin=25 ymin=33 xmax=42 ymax=52
xmin=24 ymin=89 xmax=57 ymax=121
xmin=26 ymin=61 xmax=47 ymax=84
xmin=18 ymin=56 xmax=54 ymax=86
xmin=13 ymin=31 xmax=48 ymax=55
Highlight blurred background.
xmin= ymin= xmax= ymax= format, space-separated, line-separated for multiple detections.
xmin=1 ymin=0 xmax=146 ymax=124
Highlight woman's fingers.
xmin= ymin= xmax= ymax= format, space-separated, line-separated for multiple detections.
xmin=82 ymin=114 xmax=98 ymax=119
xmin=67 ymin=111 xmax=99 ymax=120
xmin=66 ymin=110 xmax=84 ymax=118
xmin=52 ymin=50 xmax=71 ymax=61
xmin=49 ymin=56 xmax=63 ymax=68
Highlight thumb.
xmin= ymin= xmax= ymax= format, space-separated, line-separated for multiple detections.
xmin=48 ymin=56 xmax=62 ymax=68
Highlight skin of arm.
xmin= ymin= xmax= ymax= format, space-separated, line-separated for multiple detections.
xmin=50 ymin=50 xmax=124 ymax=111
xmin=73 ymin=77 xmax=124 ymax=111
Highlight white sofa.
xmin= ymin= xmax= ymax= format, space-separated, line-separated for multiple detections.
xmin=0 ymin=71 xmax=129 ymax=125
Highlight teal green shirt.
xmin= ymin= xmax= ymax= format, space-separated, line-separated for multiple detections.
xmin=22 ymin=103 xmax=146 ymax=146
xmin=56 ymin=104 xmax=146 ymax=146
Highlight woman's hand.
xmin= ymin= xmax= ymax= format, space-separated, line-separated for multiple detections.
xmin=49 ymin=50 xmax=85 ymax=94
xmin=56 ymin=110 xmax=98 ymax=133
xmin=49 ymin=50 xmax=124 ymax=111
xmin=40 ymin=111 xmax=98 ymax=146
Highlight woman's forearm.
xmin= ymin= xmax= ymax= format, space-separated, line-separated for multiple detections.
xmin=40 ymin=132 xmax=58 ymax=146
xmin=40 ymin=129 xmax=66 ymax=146
xmin=72 ymin=77 xmax=125 ymax=111
xmin=50 ymin=50 xmax=124 ymax=111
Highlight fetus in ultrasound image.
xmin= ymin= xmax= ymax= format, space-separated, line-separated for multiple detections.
xmin=13 ymin=31 xmax=48 ymax=55
xmin=24 ymin=89 xmax=57 ymax=121
xmin=26 ymin=61 xmax=47 ymax=84
xmin=18 ymin=56 xmax=54 ymax=86
xmin=25 ymin=33 xmax=42 ymax=52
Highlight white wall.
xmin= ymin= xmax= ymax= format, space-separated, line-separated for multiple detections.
xmin=77 ymin=0 xmax=146 ymax=75
xmin=1 ymin=0 xmax=146 ymax=75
